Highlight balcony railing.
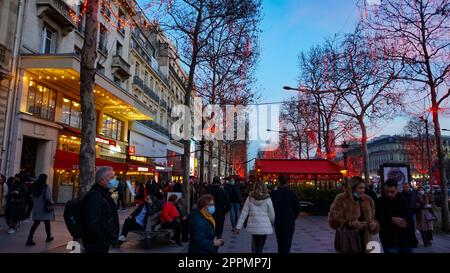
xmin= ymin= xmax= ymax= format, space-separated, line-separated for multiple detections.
xmin=132 ymin=76 xmax=160 ymax=103
xmin=160 ymin=99 xmax=167 ymax=109
xmin=36 ymin=0 xmax=76 ymax=32
xmin=138 ymin=120 xmax=169 ymax=137
xmin=131 ymin=31 xmax=169 ymax=86
xmin=111 ymin=55 xmax=131 ymax=79
xmin=143 ymin=85 xmax=160 ymax=103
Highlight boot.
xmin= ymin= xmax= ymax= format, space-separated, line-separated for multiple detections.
xmin=26 ymin=238 xmax=36 ymax=246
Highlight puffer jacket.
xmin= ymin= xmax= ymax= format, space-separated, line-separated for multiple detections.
xmin=236 ymin=196 xmax=275 ymax=235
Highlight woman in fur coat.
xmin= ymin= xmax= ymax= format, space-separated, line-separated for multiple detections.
xmin=328 ymin=176 xmax=380 ymax=253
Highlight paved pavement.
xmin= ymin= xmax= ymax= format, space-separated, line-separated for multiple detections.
xmin=2 ymin=207 xmax=450 ymax=253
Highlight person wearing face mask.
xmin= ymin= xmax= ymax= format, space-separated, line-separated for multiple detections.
xmin=188 ymin=194 xmax=224 ymax=253
xmin=328 ymin=176 xmax=379 ymax=253
xmin=80 ymin=166 xmax=120 ymax=253
xmin=415 ymin=186 xmax=435 ymax=247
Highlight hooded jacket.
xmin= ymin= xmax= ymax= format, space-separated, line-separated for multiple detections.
xmin=236 ymin=195 xmax=275 ymax=235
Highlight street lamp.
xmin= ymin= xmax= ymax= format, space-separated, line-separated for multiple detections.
xmin=341 ymin=140 xmax=349 ymax=167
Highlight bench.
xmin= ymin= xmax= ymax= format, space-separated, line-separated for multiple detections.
xmin=132 ymin=211 xmax=175 ymax=249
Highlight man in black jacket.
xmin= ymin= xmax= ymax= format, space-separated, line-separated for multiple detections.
xmin=376 ymin=178 xmax=417 ymax=253
xmin=80 ymin=166 xmax=120 ymax=253
xmin=207 ymin=176 xmax=230 ymax=238
xmin=224 ymin=179 xmax=242 ymax=232
xmin=271 ymin=175 xmax=300 ymax=253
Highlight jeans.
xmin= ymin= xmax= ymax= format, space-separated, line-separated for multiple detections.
xmin=120 ymin=218 xmax=143 ymax=237
xmin=229 ymin=203 xmax=240 ymax=229
xmin=252 ymin=235 xmax=267 ymax=253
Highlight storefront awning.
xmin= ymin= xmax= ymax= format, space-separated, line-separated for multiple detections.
xmin=54 ymin=149 xmax=128 ymax=172
xmin=20 ymin=54 xmax=153 ymax=121
xmin=254 ymin=159 xmax=344 ymax=176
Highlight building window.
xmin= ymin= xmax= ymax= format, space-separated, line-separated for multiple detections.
xmin=61 ymin=97 xmax=82 ymax=129
xmin=101 ymin=114 xmax=123 ymax=140
xmin=101 ymin=1 xmax=111 ymax=18
xmin=118 ymin=10 xmax=125 ymax=35
xmin=74 ymin=46 xmax=81 ymax=58
xmin=99 ymin=25 xmax=107 ymax=53
xmin=116 ymin=41 xmax=122 ymax=56
xmin=135 ymin=62 xmax=140 ymax=78
xmin=40 ymin=24 xmax=57 ymax=54
xmin=144 ymin=71 xmax=149 ymax=86
xmin=27 ymin=81 xmax=56 ymax=120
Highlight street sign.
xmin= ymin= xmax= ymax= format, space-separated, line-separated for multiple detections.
xmin=128 ymin=145 xmax=136 ymax=155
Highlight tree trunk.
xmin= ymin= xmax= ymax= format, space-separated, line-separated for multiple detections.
xmin=207 ymin=141 xmax=213 ymax=183
xmin=78 ymin=0 xmax=98 ymax=198
xmin=430 ymin=86 xmax=450 ymax=231
xmin=218 ymin=140 xmax=222 ymax=176
xmin=181 ymin=4 xmax=204 ymax=213
xmin=224 ymin=142 xmax=228 ymax=177
xmin=359 ymin=118 xmax=370 ymax=184
xmin=199 ymin=139 xmax=205 ymax=187
xmin=424 ymin=118 xmax=433 ymax=184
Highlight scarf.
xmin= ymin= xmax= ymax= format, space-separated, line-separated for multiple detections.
xmin=200 ymin=209 xmax=216 ymax=230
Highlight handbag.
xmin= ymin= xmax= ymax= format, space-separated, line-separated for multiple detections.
xmin=43 ymin=186 xmax=54 ymax=212
xmin=425 ymin=211 xmax=437 ymax=222
xmin=334 ymin=226 xmax=362 ymax=253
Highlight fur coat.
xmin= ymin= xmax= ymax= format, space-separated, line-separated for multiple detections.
xmin=328 ymin=189 xmax=380 ymax=251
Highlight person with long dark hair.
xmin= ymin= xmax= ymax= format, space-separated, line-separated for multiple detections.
xmin=5 ymin=176 xmax=28 ymax=234
xmin=26 ymin=174 xmax=55 ymax=246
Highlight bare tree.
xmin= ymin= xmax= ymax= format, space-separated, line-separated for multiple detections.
xmin=78 ymin=0 xmax=99 ymax=197
xmin=367 ymin=0 xmax=450 ymax=231
xmin=281 ymin=95 xmax=318 ymax=159
xmin=145 ymin=0 xmax=261 ymax=210
xmin=335 ymin=25 xmax=404 ymax=184
xmin=403 ymin=117 xmax=436 ymax=179
xmin=298 ymin=42 xmax=357 ymax=159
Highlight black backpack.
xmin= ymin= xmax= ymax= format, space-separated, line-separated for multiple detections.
xmin=63 ymin=198 xmax=83 ymax=239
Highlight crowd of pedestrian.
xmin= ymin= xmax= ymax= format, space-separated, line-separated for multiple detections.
xmin=1 ymin=167 xmax=439 ymax=254
xmin=329 ymin=176 xmax=437 ymax=253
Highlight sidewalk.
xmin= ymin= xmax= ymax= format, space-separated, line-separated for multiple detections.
xmin=219 ymin=213 xmax=450 ymax=253
xmin=0 ymin=205 xmax=187 ymax=253
xmin=2 ymin=208 xmax=450 ymax=253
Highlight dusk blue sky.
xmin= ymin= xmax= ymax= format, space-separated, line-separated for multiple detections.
xmin=247 ymin=0 xmax=450 ymax=169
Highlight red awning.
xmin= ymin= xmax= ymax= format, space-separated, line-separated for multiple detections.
xmin=54 ymin=150 xmax=128 ymax=171
xmin=254 ymin=159 xmax=343 ymax=175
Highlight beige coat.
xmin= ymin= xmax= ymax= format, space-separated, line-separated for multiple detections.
xmin=328 ymin=190 xmax=380 ymax=251
xmin=416 ymin=193 xmax=434 ymax=231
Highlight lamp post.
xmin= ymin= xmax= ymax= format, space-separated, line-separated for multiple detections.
xmin=340 ymin=141 xmax=350 ymax=187
xmin=341 ymin=141 xmax=349 ymax=167
xmin=420 ymin=116 xmax=433 ymax=186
